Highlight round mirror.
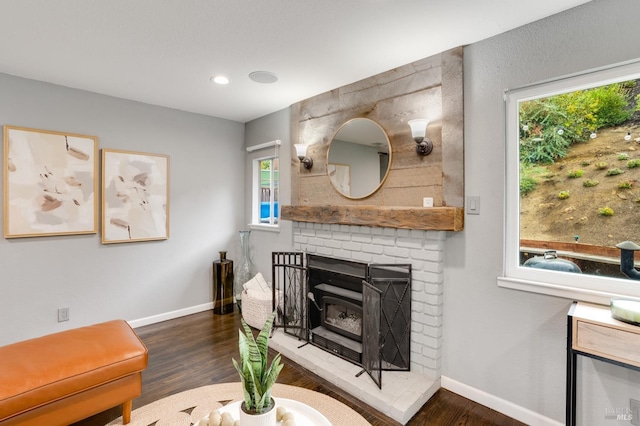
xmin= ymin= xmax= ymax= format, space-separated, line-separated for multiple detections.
xmin=327 ymin=118 xmax=391 ymax=199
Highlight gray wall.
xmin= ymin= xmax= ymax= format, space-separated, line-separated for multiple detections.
xmin=445 ymin=0 xmax=640 ymax=423
xmin=0 ymin=73 xmax=245 ymax=345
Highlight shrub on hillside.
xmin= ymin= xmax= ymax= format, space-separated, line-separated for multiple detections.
xmin=598 ymin=206 xmax=614 ymax=216
xmin=520 ymin=176 xmax=537 ymax=195
xmin=628 ymin=159 xmax=640 ymax=168
xmin=519 ymin=82 xmax=634 ymax=165
xmin=606 ymin=168 xmax=625 ymax=176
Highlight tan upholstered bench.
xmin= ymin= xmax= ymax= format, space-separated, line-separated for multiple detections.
xmin=0 ymin=320 xmax=148 ymax=426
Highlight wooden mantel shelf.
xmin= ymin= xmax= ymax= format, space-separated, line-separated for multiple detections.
xmin=281 ymin=205 xmax=464 ymax=231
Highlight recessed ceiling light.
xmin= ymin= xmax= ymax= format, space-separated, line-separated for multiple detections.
xmin=211 ymin=75 xmax=230 ymax=85
xmin=249 ymin=71 xmax=278 ymax=84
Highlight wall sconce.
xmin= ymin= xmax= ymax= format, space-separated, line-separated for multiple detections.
xmin=294 ymin=144 xmax=313 ymax=169
xmin=408 ymin=119 xmax=433 ymax=156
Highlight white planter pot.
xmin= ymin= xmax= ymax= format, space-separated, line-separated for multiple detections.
xmin=239 ymin=399 xmax=276 ymax=426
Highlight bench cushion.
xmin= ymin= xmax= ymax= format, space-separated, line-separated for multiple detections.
xmin=0 ymin=320 xmax=148 ymax=421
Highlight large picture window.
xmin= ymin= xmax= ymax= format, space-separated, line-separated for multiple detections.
xmin=501 ymin=59 xmax=640 ymax=303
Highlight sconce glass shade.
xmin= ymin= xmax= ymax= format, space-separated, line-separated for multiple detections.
xmin=408 ymin=119 xmax=433 ymax=156
xmin=408 ymin=119 xmax=429 ymax=142
xmin=294 ymin=143 xmax=313 ymax=169
xmin=294 ymin=143 xmax=308 ymax=159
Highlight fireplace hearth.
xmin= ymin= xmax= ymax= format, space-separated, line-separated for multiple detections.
xmin=272 ymin=252 xmax=411 ymax=388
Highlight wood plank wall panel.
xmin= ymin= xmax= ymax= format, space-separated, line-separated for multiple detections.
xmin=441 ymin=47 xmax=465 ymax=207
xmin=286 ymin=47 xmax=464 ymax=231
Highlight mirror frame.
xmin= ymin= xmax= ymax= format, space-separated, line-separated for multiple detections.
xmin=327 ymin=118 xmax=392 ymax=200
xmin=501 ymin=58 xmax=640 ymax=303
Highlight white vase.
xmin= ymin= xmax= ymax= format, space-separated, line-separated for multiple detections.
xmin=239 ymin=399 xmax=276 ymax=426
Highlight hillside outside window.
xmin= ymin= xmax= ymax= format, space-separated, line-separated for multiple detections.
xmin=500 ymin=58 xmax=640 ymax=303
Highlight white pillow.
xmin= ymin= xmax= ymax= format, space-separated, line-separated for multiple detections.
xmin=254 ymin=272 xmax=270 ymax=292
xmin=243 ymin=277 xmax=261 ymax=292
xmin=243 ymin=273 xmax=271 ymax=293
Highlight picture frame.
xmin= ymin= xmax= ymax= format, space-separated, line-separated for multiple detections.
xmin=101 ymin=149 xmax=169 ymax=244
xmin=3 ymin=126 xmax=98 ymax=238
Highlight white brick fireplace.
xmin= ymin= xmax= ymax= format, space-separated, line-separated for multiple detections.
xmin=269 ymin=221 xmax=445 ymax=424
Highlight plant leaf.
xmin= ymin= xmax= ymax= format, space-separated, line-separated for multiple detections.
xmin=241 ymin=318 xmax=264 ymax=383
xmin=232 ymin=357 xmax=252 ymax=408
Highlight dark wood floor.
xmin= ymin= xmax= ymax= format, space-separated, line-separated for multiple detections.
xmin=73 ymin=310 xmax=525 ymax=426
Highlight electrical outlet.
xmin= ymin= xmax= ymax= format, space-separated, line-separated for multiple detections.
xmin=58 ymin=307 xmax=69 ymax=322
xmin=631 ymin=399 xmax=640 ymax=426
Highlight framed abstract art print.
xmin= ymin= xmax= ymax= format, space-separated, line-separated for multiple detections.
xmin=101 ymin=149 xmax=169 ymax=244
xmin=3 ymin=126 xmax=98 ymax=238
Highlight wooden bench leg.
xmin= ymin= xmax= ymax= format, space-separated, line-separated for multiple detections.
xmin=123 ymin=400 xmax=132 ymax=424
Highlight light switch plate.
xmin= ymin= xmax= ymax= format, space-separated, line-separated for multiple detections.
xmin=467 ymin=196 xmax=480 ymax=215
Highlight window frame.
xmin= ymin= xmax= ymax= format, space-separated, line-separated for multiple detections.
xmin=500 ymin=58 xmax=640 ymax=304
xmin=250 ymin=154 xmax=279 ymax=230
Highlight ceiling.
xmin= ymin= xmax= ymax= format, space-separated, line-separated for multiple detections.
xmin=0 ymin=1 xmax=592 ymax=123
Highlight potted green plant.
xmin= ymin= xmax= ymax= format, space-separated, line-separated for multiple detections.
xmin=232 ymin=311 xmax=283 ymax=425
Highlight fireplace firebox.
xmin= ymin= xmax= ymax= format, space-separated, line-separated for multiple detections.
xmin=322 ymin=295 xmax=362 ymax=341
xmin=272 ymin=252 xmax=411 ymax=388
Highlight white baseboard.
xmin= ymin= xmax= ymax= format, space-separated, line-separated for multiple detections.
xmin=441 ymin=376 xmax=563 ymax=426
xmin=128 ymin=302 xmax=213 ymax=329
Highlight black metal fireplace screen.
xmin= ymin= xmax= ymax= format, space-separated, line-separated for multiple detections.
xmin=272 ymin=252 xmax=411 ymax=388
